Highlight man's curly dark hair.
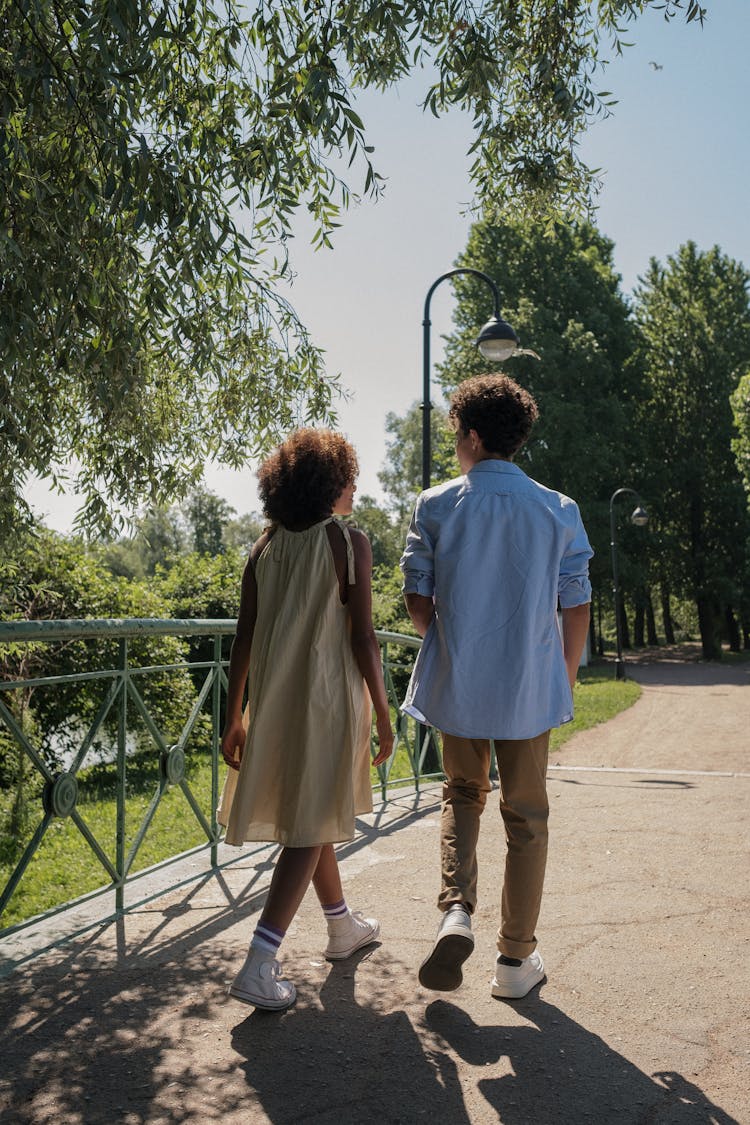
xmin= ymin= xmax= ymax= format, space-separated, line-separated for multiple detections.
xmin=257 ymin=428 xmax=359 ymax=528
xmin=448 ymin=374 xmax=539 ymax=458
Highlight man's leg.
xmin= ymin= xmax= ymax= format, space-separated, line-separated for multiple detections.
xmin=419 ymin=734 xmax=491 ymax=991
xmin=494 ymin=730 xmax=550 ymax=959
xmin=439 ymin=733 xmax=493 ymax=913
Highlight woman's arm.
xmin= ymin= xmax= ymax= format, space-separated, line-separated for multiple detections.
xmin=220 ymin=535 xmax=266 ymax=768
xmin=346 ymin=529 xmax=394 ymax=767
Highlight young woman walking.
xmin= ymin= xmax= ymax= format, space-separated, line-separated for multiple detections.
xmin=220 ymin=429 xmax=393 ymax=1010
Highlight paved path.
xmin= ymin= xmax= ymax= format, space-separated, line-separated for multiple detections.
xmin=1 ymin=654 xmax=748 ymax=1124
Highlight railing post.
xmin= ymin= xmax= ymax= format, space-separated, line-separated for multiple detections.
xmin=115 ymin=637 xmax=128 ymax=913
xmin=380 ymin=641 xmax=389 ymax=802
xmin=211 ymin=632 xmax=222 ymax=866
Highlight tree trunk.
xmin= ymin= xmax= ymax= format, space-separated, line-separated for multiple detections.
xmin=596 ymin=591 xmax=605 ymax=656
xmin=617 ymin=595 xmax=631 ymax=650
xmin=696 ymin=596 xmax=722 ymax=661
xmin=724 ymin=606 xmax=741 ymax=653
xmin=634 ymin=601 xmax=645 ymax=647
xmin=742 ymin=619 xmax=750 ymax=650
xmin=646 ymin=592 xmax=659 ymax=646
xmin=660 ymin=583 xmax=676 ymax=645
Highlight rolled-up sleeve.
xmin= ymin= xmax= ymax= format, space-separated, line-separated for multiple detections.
xmin=400 ymin=496 xmax=435 ymax=597
xmin=558 ymin=505 xmax=594 ymax=608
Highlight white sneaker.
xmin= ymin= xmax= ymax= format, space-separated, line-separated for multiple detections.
xmin=229 ymin=948 xmax=296 ymax=1010
xmin=324 ymin=910 xmax=380 ymax=960
xmin=418 ymin=904 xmax=475 ymax=991
xmin=491 ymin=949 xmax=545 ymax=999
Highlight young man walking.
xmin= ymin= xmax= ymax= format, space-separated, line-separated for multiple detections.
xmin=400 ymin=374 xmax=592 ymax=999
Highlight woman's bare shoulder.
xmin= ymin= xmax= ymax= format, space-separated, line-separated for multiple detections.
xmin=348 ymin=526 xmax=372 ymax=556
xmin=248 ymin=526 xmax=275 ymax=567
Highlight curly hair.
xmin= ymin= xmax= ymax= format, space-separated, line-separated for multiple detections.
xmin=257 ymin=428 xmax=359 ymax=528
xmin=448 ymin=374 xmax=539 ymax=458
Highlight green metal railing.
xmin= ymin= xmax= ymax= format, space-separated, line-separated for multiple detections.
xmin=0 ymin=619 xmax=440 ymax=939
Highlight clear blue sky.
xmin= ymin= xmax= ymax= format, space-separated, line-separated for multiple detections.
xmin=26 ymin=1 xmax=750 ymax=530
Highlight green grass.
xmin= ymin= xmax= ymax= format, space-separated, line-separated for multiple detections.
xmin=551 ymin=663 xmax=641 ymax=751
xmin=0 ymin=663 xmax=639 ymax=929
xmin=0 ymin=749 xmax=219 ymax=928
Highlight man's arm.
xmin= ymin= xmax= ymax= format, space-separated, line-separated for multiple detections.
xmin=400 ymin=494 xmax=436 ymax=637
xmin=404 ymin=592 xmax=435 ymax=638
xmin=561 ymin=602 xmax=591 ymax=689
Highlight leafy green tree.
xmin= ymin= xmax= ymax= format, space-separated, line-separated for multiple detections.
xmin=184 ymin=487 xmax=235 ymax=557
xmin=370 ymin=565 xmax=414 ymax=637
xmin=156 ymin=551 xmax=243 ymax=622
xmin=102 ymin=486 xmax=247 ymax=577
xmin=1 ymin=0 xmax=707 ymax=534
xmin=351 ymin=496 xmax=403 ymax=571
xmin=0 ymin=527 xmax=198 ymax=849
xmin=154 ymin=547 xmax=244 ymax=689
xmin=730 ymin=371 xmax=750 ymax=645
xmin=0 ymin=528 xmax=196 ymax=753
xmin=634 ymin=243 xmax=750 ymax=659
xmin=731 ymin=371 xmax=750 ymax=498
xmin=222 ymin=512 xmax=266 ymax=557
xmin=102 ymin=505 xmax=186 ymax=579
xmin=378 ymin=405 xmax=457 ymax=528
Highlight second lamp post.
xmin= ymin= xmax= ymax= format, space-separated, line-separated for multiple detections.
xmin=610 ymin=487 xmax=649 ymax=680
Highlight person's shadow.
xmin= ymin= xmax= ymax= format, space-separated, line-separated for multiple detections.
xmin=231 ymin=947 xmax=472 ymax=1124
xmin=425 ymin=998 xmax=740 ymax=1124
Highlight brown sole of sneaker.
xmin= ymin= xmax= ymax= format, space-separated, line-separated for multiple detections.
xmin=418 ymin=933 xmax=474 ymax=991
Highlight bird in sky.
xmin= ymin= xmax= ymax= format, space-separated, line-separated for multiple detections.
xmin=649 ymin=61 xmax=664 ymax=71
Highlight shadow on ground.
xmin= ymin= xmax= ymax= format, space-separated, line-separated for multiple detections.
xmin=425 ymin=998 xmax=739 ymax=1125
xmin=0 ymin=944 xmax=740 ymax=1124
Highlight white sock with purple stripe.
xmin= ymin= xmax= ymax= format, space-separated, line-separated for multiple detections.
xmin=322 ymin=898 xmax=349 ymax=922
xmin=251 ymin=920 xmax=285 ymax=956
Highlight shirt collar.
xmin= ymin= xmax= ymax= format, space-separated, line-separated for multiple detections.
xmin=467 ymin=459 xmax=524 ymax=476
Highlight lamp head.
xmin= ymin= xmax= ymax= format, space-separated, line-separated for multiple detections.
xmin=475 ymin=316 xmax=520 ymax=362
xmin=631 ymin=505 xmax=649 ymax=527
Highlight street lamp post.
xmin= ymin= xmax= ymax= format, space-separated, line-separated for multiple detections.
xmin=609 ymin=487 xmax=649 ymax=680
xmin=422 ymin=268 xmax=523 ymax=490
xmin=418 ymin=269 xmax=531 ymax=773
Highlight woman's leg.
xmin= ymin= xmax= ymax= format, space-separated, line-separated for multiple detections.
xmin=311 ymin=843 xmax=344 ymax=905
xmin=231 ymin=845 xmax=322 ymax=1009
xmin=260 ymin=844 xmax=323 ymax=931
xmin=311 ymin=843 xmax=381 ymax=960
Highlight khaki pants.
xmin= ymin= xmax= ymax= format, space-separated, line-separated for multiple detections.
xmin=438 ymin=730 xmax=550 ymax=960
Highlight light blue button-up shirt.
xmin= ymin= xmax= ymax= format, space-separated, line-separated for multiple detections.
xmin=400 ymin=460 xmax=593 ymax=740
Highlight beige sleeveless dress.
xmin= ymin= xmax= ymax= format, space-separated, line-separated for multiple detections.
xmin=219 ymin=518 xmax=374 ymax=847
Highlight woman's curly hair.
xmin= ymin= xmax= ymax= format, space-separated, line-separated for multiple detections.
xmin=257 ymin=428 xmax=359 ymax=528
xmin=449 ymin=374 xmax=538 ymax=458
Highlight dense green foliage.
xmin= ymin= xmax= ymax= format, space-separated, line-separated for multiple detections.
xmin=634 ymin=243 xmax=750 ymax=657
xmin=1 ymin=0 xmax=708 ymax=533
